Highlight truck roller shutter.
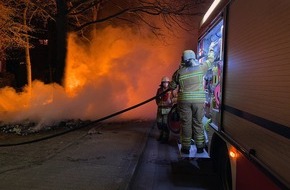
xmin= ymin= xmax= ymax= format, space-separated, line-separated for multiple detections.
xmin=223 ymin=0 xmax=290 ymax=187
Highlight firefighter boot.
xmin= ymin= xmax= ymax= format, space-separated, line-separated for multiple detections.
xmin=160 ymin=125 xmax=169 ymax=144
xmin=181 ymin=137 xmax=191 ymax=154
xmin=160 ymin=133 xmax=169 ymax=144
xmin=181 ymin=147 xmax=190 ymax=154
xmin=196 ymin=135 xmax=205 ymax=153
xmin=157 ymin=130 xmax=164 ymax=141
xmin=197 ymin=147 xmax=204 ymax=154
xmin=196 ymin=143 xmax=205 ymax=153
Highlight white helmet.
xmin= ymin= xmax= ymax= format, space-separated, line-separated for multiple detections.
xmin=183 ymin=50 xmax=196 ymax=60
xmin=183 ymin=50 xmax=199 ymax=66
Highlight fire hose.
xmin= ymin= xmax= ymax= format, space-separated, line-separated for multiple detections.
xmin=0 ymin=89 xmax=170 ymax=147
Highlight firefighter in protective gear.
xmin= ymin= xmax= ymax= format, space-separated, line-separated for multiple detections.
xmin=155 ymin=76 xmax=174 ymax=143
xmin=169 ymin=50 xmax=209 ymax=154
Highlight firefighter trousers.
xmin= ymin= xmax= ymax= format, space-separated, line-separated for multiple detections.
xmin=178 ymin=102 xmax=205 ymax=150
xmin=156 ymin=108 xmax=171 ymax=141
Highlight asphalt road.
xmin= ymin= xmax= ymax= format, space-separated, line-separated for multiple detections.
xmin=0 ymin=120 xmax=221 ymax=190
xmin=0 ymin=120 xmax=151 ymax=190
xmin=130 ymin=124 xmax=222 ymax=190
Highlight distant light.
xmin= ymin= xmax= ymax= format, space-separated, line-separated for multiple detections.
xmin=201 ymin=0 xmax=221 ymax=26
xmin=39 ymin=39 xmax=48 ymax=45
xmin=229 ymin=150 xmax=237 ymax=158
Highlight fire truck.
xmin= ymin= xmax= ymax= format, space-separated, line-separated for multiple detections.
xmin=198 ymin=0 xmax=290 ymax=189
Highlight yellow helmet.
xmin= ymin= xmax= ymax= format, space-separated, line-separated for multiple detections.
xmin=161 ymin=76 xmax=170 ymax=83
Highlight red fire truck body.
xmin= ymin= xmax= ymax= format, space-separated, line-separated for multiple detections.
xmin=199 ymin=0 xmax=290 ymax=189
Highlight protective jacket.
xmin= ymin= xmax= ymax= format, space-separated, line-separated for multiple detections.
xmin=169 ymin=64 xmax=208 ymax=103
xmin=156 ymin=87 xmax=173 ymax=113
xmin=155 ymin=87 xmax=173 ymax=142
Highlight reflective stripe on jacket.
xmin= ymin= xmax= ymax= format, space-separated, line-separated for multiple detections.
xmin=170 ymin=64 xmax=208 ymax=103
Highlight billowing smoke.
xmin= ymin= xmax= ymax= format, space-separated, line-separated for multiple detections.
xmin=0 ymin=25 xmax=197 ymax=125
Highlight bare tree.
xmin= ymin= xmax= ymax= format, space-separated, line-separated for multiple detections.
xmin=66 ymin=0 xmax=204 ymax=37
xmin=57 ymin=0 xmax=205 ymax=85
xmin=0 ymin=0 xmax=56 ymax=90
xmin=2 ymin=0 xmax=206 ymax=86
xmin=0 ymin=1 xmax=29 ymax=52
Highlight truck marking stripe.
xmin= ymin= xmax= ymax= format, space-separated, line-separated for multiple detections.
xmin=224 ymin=105 xmax=290 ymax=139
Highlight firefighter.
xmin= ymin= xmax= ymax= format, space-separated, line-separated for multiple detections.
xmin=169 ymin=50 xmax=209 ymax=154
xmin=155 ymin=76 xmax=174 ymax=143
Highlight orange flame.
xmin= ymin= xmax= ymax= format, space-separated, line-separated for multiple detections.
xmin=0 ymin=25 xmax=195 ymax=124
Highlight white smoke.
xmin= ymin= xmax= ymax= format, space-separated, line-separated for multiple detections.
xmin=0 ymin=25 xmax=197 ymax=126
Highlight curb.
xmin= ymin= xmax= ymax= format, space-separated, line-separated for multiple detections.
xmin=124 ymin=123 xmax=155 ymax=190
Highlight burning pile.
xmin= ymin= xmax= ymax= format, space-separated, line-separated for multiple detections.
xmin=0 ymin=119 xmax=89 ymax=136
